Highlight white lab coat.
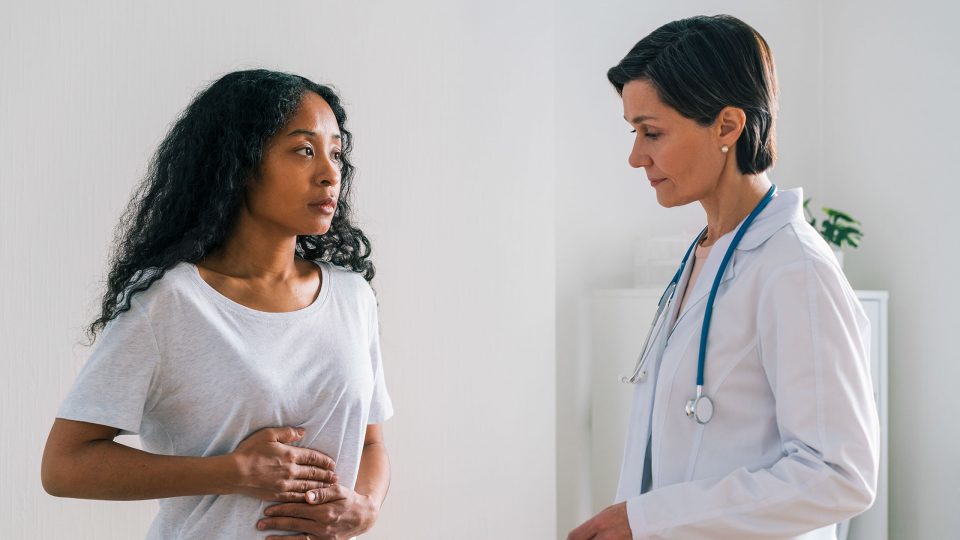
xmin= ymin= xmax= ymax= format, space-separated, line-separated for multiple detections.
xmin=616 ymin=188 xmax=879 ymax=540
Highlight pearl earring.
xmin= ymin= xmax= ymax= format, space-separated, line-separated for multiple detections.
xmin=721 ymin=145 xmax=729 ymax=154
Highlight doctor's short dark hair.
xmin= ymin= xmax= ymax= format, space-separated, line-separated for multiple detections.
xmin=607 ymin=14 xmax=779 ymax=175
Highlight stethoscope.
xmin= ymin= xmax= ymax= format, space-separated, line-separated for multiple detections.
xmin=621 ymin=184 xmax=777 ymax=425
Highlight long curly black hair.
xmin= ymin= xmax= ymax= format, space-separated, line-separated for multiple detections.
xmin=88 ymin=69 xmax=373 ymax=341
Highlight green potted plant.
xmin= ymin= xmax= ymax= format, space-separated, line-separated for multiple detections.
xmin=803 ymin=198 xmax=863 ymax=269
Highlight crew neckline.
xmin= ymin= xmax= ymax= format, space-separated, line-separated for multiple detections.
xmin=185 ymin=260 xmax=331 ymax=320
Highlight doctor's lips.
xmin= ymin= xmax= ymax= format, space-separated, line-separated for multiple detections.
xmin=648 ymin=177 xmax=667 ymax=187
xmin=308 ymin=197 xmax=337 ymax=215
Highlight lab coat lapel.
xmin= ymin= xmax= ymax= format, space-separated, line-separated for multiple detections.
xmin=734 ymin=188 xmax=805 ymax=251
xmin=669 ymin=186 xmax=805 ymax=330
xmin=616 ymin=260 xmax=692 ymax=501
xmin=617 ymin=339 xmax=666 ymax=499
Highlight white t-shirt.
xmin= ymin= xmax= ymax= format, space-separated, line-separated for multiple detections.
xmin=58 ymin=261 xmax=393 ymax=539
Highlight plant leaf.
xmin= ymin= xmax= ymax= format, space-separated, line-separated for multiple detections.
xmin=824 ymin=207 xmax=859 ymax=224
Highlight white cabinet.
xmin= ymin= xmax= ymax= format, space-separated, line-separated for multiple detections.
xmin=842 ymin=291 xmax=889 ymax=540
xmin=585 ymin=289 xmax=888 ymax=537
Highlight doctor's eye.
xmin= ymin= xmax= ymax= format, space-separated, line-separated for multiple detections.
xmin=331 ymin=150 xmax=343 ymax=163
xmin=644 ymin=132 xmax=661 ymax=140
xmin=295 ymin=147 xmax=314 ymax=157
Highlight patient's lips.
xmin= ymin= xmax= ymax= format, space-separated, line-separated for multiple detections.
xmin=308 ymin=197 xmax=337 ymax=215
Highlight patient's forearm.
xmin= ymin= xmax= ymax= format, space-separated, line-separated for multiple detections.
xmin=354 ymin=440 xmax=390 ymax=508
xmin=42 ymin=438 xmax=233 ymax=500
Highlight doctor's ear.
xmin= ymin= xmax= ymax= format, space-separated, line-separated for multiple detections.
xmin=715 ymin=106 xmax=747 ymax=148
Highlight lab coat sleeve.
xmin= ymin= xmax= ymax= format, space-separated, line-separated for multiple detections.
xmin=625 ymin=258 xmax=880 ymax=539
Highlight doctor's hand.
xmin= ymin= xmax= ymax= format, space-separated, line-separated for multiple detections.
xmin=568 ymin=502 xmax=632 ymax=540
xmin=258 ymin=483 xmax=379 ymax=540
xmin=226 ymin=426 xmax=338 ymax=503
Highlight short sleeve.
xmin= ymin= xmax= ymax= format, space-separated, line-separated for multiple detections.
xmin=58 ymin=298 xmax=162 ymax=435
xmin=366 ymin=301 xmax=393 ymax=424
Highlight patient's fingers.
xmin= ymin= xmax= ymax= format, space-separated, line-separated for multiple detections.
xmin=294 ymin=464 xmax=338 ymax=484
xmin=293 ymin=447 xmax=336 ymax=472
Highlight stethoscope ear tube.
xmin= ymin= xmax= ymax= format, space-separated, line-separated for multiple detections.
xmin=621 ymin=236 xmax=700 ymax=385
xmin=621 ymin=282 xmax=677 ymax=383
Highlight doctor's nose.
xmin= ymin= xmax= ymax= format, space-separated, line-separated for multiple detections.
xmin=628 ymin=143 xmax=653 ymax=169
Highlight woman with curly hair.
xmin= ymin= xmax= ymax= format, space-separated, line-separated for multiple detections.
xmin=41 ymin=69 xmax=393 ymax=540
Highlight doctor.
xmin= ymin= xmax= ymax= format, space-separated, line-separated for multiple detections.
xmin=569 ymin=15 xmax=879 ymax=540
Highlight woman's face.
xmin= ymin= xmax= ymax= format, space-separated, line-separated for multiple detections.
xmin=621 ymin=79 xmax=728 ymax=208
xmin=245 ymin=92 xmax=343 ymax=236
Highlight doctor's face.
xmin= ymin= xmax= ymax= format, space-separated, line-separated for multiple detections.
xmin=621 ymin=80 xmax=727 ymax=208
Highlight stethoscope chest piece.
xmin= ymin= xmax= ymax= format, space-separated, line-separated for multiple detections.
xmin=685 ymin=386 xmax=715 ymax=425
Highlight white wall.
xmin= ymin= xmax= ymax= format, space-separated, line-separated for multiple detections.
xmin=0 ymin=1 xmax=556 ymax=538
xmin=820 ymin=2 xmax=960 ymax=537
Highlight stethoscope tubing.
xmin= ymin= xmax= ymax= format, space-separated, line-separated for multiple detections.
xmin=696 ymin=185 xmax=777 ymax=387
xmin=624 ymin=184 xmax=778 ymax=425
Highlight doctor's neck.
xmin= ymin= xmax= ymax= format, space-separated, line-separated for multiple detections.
xmin=698 ymin=172 xmax=772 ymax=248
